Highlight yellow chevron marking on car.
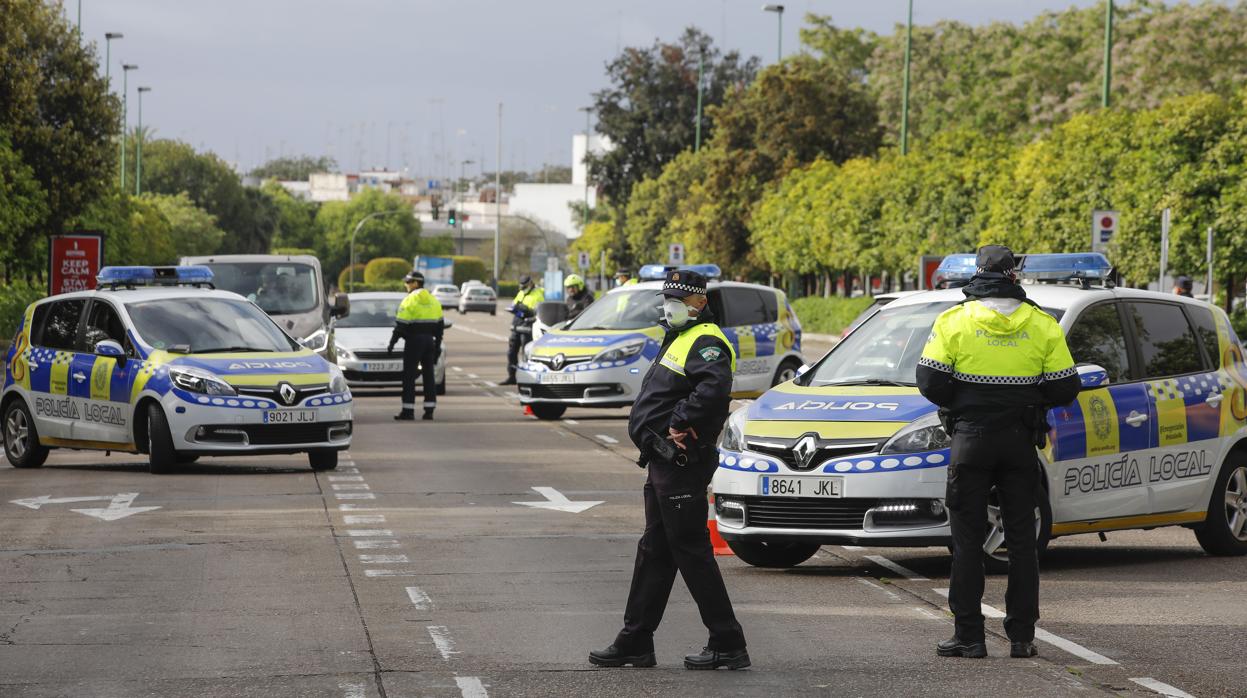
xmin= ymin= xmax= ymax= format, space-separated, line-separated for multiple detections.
xmin=223 ymin=372 xmax=330 ymax=387
xmin=1148 ymin=379 xmax=1188 ymax=446
xmin=130 ymin=350 xmax=174 ymax=402
xmin=775 ymin=291 xmax=796 ymax=351
xmin=89 ymin=356 xmax=116 ymax=401
xmin=743 ymin=420 xmax=905 ymax=440
xmin=736 ymin=332 xmax=757 ymax=359
xmin=766 ymin=383 xmax=922 ymax=397
xmin=1077 ymin=387 xmax=1119 ymax=457
xmin=10 ymin=305 xmax=34 ymax=390
xmin=1051 ymin=511 xmax=1205 ymax=536
xmin=49 ymin=351 xmax=73 ymax=396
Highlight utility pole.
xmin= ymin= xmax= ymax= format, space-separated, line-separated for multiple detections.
xmin=459 ymin=159 xmax=474 ymax=256
xmin=695 ymin=48 xmax=706 ymax=152
xmin=1102 ymin=0 xmax=1114 ymax=108
xmin=136 ymin=86 xmax=151 ymax=195
xmin=578 ymin=106 xmax=593 ymax=229
xmin=494 ymin=102 xmax=502 ymax=290
xmin=120 ymin=64 xmax=137 ymax=191
xmin=762 ymin=5 xmax=784 ymax=62
xmin=901 ymin=0 xmax=913 ymax=155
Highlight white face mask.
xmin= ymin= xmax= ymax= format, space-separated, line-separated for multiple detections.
xmin=663 ymin=299 xmax=692 ymax=328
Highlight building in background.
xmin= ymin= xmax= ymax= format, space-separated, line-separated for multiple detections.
xmin=509 ymin=133 xmax=610 ymax=240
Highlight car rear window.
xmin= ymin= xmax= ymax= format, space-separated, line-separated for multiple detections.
xmin=1123 ymin=301 xmax=1206 ymax=378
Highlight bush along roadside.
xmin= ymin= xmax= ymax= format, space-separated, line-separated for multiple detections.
xmin=790 ymin=296 xmax=874 ymax=336
xmin=0 ymin=281 xmax=46 ymax=347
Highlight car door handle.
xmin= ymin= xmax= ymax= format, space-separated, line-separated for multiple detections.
xmin=1207 ymin=393 xmax=1224 ymax=407
xmin=72 ymin=372 xmax=87 ymax=382
xmin=1125 ymin=410 xmax=1148 ymax=427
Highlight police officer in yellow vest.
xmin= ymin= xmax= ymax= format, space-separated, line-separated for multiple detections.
xmin=917 ymin=245 xmax=1079 ymax=660
xmin=388 ymin=270 xmax=444 ymax=421
xmin=615 ymin=269 xmax=638 ymax=287
xmin=591 ymin=268 xmax=749 ymax=671
xmin=501 ymin=275 xmax=545 ymax=385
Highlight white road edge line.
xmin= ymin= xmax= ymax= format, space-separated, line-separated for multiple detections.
xmin=563 ymin=418 xmax=579 ymax=425
xmin=1129 ymin=677 xmax=1197 ymax=698
xmin=406 ymin=586 xmax=432 ymax=610
xmin=596 ymin=434 xmax=619 ymax=444
xmin=932 ymin=588 xmax=1117 ymax=665
xmin=339 ymin=680 xmax=366 ymax=698
xmin=456 ymin=676 xmax=489 ymax=698
xmin=865 ymin=554 xmax=930 ymax=581
xmin=855 ymin=577 xmax=902 ymax=602
xmin=427 ymin=625 xmax=458 ymax=660
xmin=468 ymin=373 xmax=480 ymax=379
xmin=451 ymin=324 xmax=509 ymax=342
xmin=452 ymin=366 xmax=464 ymax=372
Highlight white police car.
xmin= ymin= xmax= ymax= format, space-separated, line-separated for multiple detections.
xmin=2 ymin=266 xmax=352 ymax=474
xmin=516 ymin=264 xmax=805 ymax=420
xmin=715 ymin=253 xmax=1247 ymax=568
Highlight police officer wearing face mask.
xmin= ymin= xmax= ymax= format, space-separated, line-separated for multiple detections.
xmin=501 ymin=274 xmax=545 ymax=385
xmin=917 ymin=245 xmax=1079 ymax=660
xmin=590 ymin=269 xmax=749 ymax=671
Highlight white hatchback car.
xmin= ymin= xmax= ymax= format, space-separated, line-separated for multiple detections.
xmin=432 ymin=284 xmax=460 ymax=309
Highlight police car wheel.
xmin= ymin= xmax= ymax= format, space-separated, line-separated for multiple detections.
xmin=309 ymin=450 xmax=338 ymax=471
xmin=3 ymin=399 xmax=48 ymax=468
xmin=980 ymin=490 xmax=1052 ymax=575
xmin=772 ymin=358 xmax=803 ymax=387
xmin=726 ymin=540 xmax=821 ymax=568
xmin=146 ymin=404 xmax=179 ymax=475
xmin=529 ymin=403 xmax=566 ymax=420
xmin=1194 ymin=456 xmax=1247 ymax=556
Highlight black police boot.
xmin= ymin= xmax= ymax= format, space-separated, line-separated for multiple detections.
xmin=422 ymin=409 xmax=434 ymax=421
xmin=684 ymin=647 xmax=751 ymax=670
xmin=587 ymin=644 xmax=656 ymax=668
xmin=936 ymin=636 xmax=987 ymax=658
xmin=1010 ymin=641 xmax=1038 ymax=658
xmin=393 ymin=409 xmax=415 ymax=421
xmin=500 ymin=376 xmax=517 ymax=385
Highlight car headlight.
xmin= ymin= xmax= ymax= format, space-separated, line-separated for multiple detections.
xmin=300 ymin=329 xmax=329 ymax=352
xmin=335 ymin=346 xmax=355 ymax=362
xmin=328 ymin=366 xmax=349 ymax=394
xmin=880 ymin=412 xmax=949 ymax=454
xmin=719 ymin=405 xmax=750 ymax=452
xmin=169 ymin=366 xmax=237 ymax=396
xmin=594 ymin=339 xmax=646 ymax=363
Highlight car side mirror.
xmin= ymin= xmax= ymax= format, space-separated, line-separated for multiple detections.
xmin=1077 ymin=363 xmax=1109 ymax=389
xmin=95 ymin=339 xmax=126 ymax=366
xmin=330 ymin=293 xmax=350 ymax=319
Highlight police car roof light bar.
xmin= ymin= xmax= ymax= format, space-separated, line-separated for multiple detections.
xmin=97 ymin=265 xmax=215 ymax=290
xmin=932 ymin=254 xmax=977 ymax=288
xmin=1018 ymin=253 xmax=1114 ymax=288
xmin=637 ymin=263 xmax=723 ymax=281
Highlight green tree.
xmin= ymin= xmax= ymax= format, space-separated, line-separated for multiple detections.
xmin=622 ymin=149 xmax=709 ymax=265
xmin=143 ymin=191 xmax=225 ymax=257
xmin=0 ymin=0 xmax=120 ymax=271
xmin=0 ymin=130 xmax=48 ymax=277
xmin=314 ymin=188 xmax=421 ymax=281
xmin=250 ymin=155 xmax=337 ymax=181
xmin=261 ymin=180 xmax=319 ymax=250
xmin=70 ymin=193 xmax=176 ymax=266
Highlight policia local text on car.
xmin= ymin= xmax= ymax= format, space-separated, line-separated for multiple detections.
xmin=388 ymin=271 xmax=444 ymax=421
xmin=501 ymin=275 xmax=544 ymax=385
xmin=590 ymin=268 xmax=750 ymax=671
xmin=917 ymin=245 xmax=1080 ymax=660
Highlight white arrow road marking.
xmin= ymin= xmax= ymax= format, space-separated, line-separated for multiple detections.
xmin=513 ymin=486 xmax=603 ymax=514
xmin=11 ymin=493 xmax=160 ymax=521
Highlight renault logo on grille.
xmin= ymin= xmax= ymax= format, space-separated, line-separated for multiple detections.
xmin=278 ymin=382 xmax=298 ymax=406
xmin=793 ymin=434 xmax=820 ymax=470
xmin=552 ymin=353 xmax=566 ymax=371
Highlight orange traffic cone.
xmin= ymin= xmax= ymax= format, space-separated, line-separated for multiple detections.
xmin=707 ymin=492 xmax=734 ymax=556
xmin=523 ymin=405 xmax=534 ymax=417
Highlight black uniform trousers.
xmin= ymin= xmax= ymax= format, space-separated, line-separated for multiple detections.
xmin=614 ymin=448 xmax=746 ymax=652
xmin=506 ymin=328 xmax=530 ymax=380
xmin=400 ymin=334 xmax=438 ymax=412
xmin=946 ymin=422 xmax=1040 ymax=643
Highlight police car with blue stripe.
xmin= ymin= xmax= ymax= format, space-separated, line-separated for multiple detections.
xmin=715 ymin=253 xmax=1247 ymax=568
xmin=2 ymin=266 xmax=352 ymax=474
xmin=516 ymin=264 xmax=805 ymax=420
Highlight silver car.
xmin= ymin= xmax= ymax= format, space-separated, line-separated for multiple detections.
xmin=432 ymin=284 xmax=460 ymax=309
xmin=458 ymin=286 xmax=497 ymax=315
xmin=333 ymin=292 xmax=447 ymax=394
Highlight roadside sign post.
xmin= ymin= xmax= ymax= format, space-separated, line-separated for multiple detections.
xmin=1207 ymin=227 xmax=1215 ymax=300
xmin=918 ymin=255 xmax=943 ymax=290
xmin=1092 ymin=210 xmax=1118 ymax=255
xmin=577 ymin=251 xmax=590 ymax=271
xmin=668 ymin=243 xmax=685 ymax=266
xmin=48 ymin=231 xmax=104 ymax=296
xmin=1159 ymin=208 xmax=1171 ymax=291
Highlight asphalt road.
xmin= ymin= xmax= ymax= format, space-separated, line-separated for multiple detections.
xmin=1 ymin=310 xmax=1242 ymax=697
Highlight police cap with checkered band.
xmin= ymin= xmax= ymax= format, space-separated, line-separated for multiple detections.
xmin=661 ymin=269 xmax=708 ymax=298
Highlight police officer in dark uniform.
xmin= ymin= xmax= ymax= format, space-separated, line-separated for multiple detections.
xmin=388 ymin=271 xmax=444 ymax=421
xmin=917 ymin=245 xmax=1080 ymax=659
xmin=590 ymin=269 xmax=749 ymax=671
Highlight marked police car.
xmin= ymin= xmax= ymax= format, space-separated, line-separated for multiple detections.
xmin=715 ymin=253 xmax=1247 ymax=568
xmin=1 ymin=266 xmax=352 ymax=474
xmin=516 ymin=264 xmax=804 ymax=420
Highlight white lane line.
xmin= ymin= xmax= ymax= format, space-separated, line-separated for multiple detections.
xmin=563 ymin=418 xmax=579 ymax=425
xmin=338 ymin=468 xmax=360 ymax=474
xmin=406 ymin=586 xmax=432 ymax=610
xmin=427 ymin=625 xmax=458 ymax=660
xmin=932 ymin=589 xmax=1117 ymax=665
xmin=865 ymin=554 xmax=929 ymax=581
xmin=468 ymin=373 xmax=480 ymax=379
xmin=485 ymin=381 xmax=498 ymax=387
xmin=365 ymin=569 xmax=419 ymax=577
xmin=359 ymin=554 xmax=409 ymax=564
xmin=456 ymin=677 xmax=489 ymax=698
xmin=346 ymin=529 xmax=393 ymax=537
xmin=452 ymin=324 xmax=509 ymax=342
xmin=914 ymin=606 xmax=941 ymax=620
xmin=1129 ymin=678 xmax=1196 ymax=698
xmin=344 ymin=515 xmax=385 ymax=524
xmin=855 ymin=577 xmax=902 ymax=602
xmin=453 ymin=366 xmax=464 ymax=372
xmin=596 ymin=434 xmax=619 ymax=444
xmin=336 ymin=493 xmax=376 ymax=500
xmin=841 ymin=545 xmax=866 ymax=551
xmin=339 ymin=503 xmax=378 ymax=511
xmin=329 ymin=475 xmax=364 ymax=482
xmin=332 ymin=483 xmax=371 ymax=491
xmin=339 ymin=681 xmax=366 ymax=698
xmin=354 ymin=540 xmax=401 ymax=549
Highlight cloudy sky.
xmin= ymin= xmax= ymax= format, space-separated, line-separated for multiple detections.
xmin=79 ymin=0 xmax=1109 ymax=178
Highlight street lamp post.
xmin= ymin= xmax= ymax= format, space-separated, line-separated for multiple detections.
xmin=494 ymin=102 xmax=502 ymax=290
xmin=120 ymin=64 xmax=137 ymax=191
xmin=578 ymin=106 xmax=593 ymax=229
xmin=901 ymin=0 xmax=914 ymax=155
xmin=103 ymin=33 xmax=122 ymax=87
xmin=458 ymin=159 xmax=475 ymax=255
xmin=136 ymin=86 xmax=151 ymax=195
xmin=1102 ymin=0 xmax=1114 ymax=108
xmin=694 ymin=47 xmax=705 ymax=152
xmin=762 ymin=5 xmax=784 ymax=62
xmin=348 ymin=210 xmax=410 ymax=292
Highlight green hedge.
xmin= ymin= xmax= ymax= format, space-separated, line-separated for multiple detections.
xmin=451 ymin=256 xmax=487 ymax=286
xmin=270 ymin=247 xmax=317 ymax=257
xmin=497 ymin=281 xmax=518 ymax=298
xmin=364 ymin=257 xmax=411 ymax=284
xmin=345 ymin=281 xmax=407 ymax=293
xmin=337 ymin=263 xmax=366 ymax=290
xmin=790 ymin=296 xmax=875 ymax=335
xmin=0 ymin=281 xmax=46 ymax=340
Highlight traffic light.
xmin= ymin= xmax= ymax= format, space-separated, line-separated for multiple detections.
xmin=448 ymin=208 xmax=457 ymax=226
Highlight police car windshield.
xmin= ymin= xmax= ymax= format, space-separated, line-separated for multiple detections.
xmin=567 ymin=289 xmax=661 ymax=331
xmin=802 ymin=302 xmax=959 ymax=387
xmin=202 ymin=262 xmax=319 ymax=315
xmin=335 ymin=299 xmax=399 ymax=328
xmin=126 ymin=298 xmax=299 ymax=353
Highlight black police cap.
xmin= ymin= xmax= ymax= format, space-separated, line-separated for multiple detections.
xmin=976 ymin=245 xmax=1017 ymax=274
xmin=404 ymin=270 xmax=424 ymax=283
xmin=662 ymin=269 xmax=708 ymax=298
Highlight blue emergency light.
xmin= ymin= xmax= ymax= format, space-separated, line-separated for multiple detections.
xmin=637 ymin=263 xmax=723 ymax=281
xmin=1018 ymin=253 xmax=1112 ymax=282
xmin=97 ymin=265 xmax=215 ymax=288
xmin=931 ymin=254 xmax=977 ymax=287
